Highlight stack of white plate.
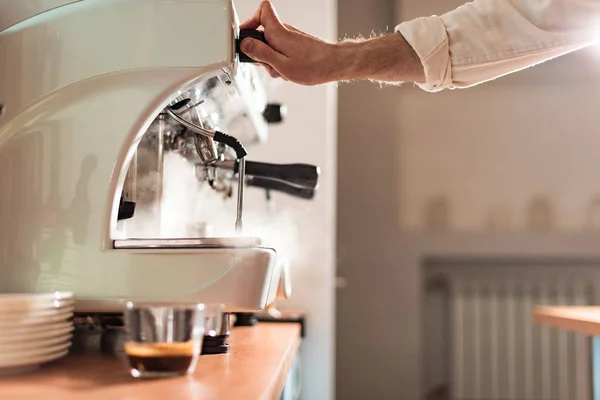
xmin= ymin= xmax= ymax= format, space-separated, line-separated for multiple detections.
xmin=0 ymin=292 xmax=74 ymax=372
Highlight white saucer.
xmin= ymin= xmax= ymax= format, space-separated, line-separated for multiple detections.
xmin=0 ymin=323 xmax=73 ymax=342
xmin=0 ymin=341 xmax=71 ymax=361
xmin=0 ymin=333 xmax=72 ymax=351
xmin=0 ymin=299 xmax=75 ymax=313
xmin=1 ymin=302 xmax=74 ymax=316
xmin=0 ymin=306 xmax=73 ymax=321
xmin=0 ymin=304 xmax=74 ymax=317
xmin=0 ymin=310 xmax=73 ymax=327
xmin=0 ymin=292 xmax=73 ymax=312
xmin=0 ymin=349 xmax=68 ymax=371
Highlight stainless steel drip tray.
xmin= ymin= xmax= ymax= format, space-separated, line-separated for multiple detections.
xmin=113 ymin=237 xmax=263 ymax=249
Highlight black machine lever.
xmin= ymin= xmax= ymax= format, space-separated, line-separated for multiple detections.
xmin=236 ymin=30 xmax=268 ymax=63
xmin=234 ymin=161 xmax=319 ymax=190
xmin=246 ymin=176 xmax=316 ymax=200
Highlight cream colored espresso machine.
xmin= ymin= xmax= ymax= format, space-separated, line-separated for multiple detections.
xmin=0 ymin=0 xmax=318 ymax=322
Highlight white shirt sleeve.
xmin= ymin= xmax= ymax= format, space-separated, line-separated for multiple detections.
xmin=396 ymin=0 xmax=600 ymax=92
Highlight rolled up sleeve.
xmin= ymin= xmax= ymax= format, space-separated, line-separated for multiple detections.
xmin=396 ymin=16 xmax=451 ymax=92
xmin=396 ymin=0 xmax=600 ymax=92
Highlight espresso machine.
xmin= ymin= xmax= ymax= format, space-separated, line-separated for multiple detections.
xmin=0 ymin=0 xmax=318 ymax=347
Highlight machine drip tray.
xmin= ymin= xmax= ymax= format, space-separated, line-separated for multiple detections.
xmin=201 ymin=335 xmax=230 ymax=355
xmin=113 ymin=237 xmax=263 ymax=249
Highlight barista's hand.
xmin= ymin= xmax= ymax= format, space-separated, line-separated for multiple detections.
xmin=239 ymin=1 xmax=425 ymax=86
xmin=239 ymin=1 xmax=339 ymax=85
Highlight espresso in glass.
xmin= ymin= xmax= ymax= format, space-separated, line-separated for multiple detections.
xmin=123 ymin=302 xmax=205 ymax=378
xmin=125 ymin=341 xmax=195 ymax=375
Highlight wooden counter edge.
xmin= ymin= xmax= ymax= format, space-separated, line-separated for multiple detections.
xmin=263 ymin=325 xmax=302 ymax=400
xmin=533 ymin=306 xmax=600 ymax=336
xmin=0 ymin=323 xmax=303 ymax=400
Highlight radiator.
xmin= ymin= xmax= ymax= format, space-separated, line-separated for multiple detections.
xmin=449 ymin=277 xmax=592 ymax=400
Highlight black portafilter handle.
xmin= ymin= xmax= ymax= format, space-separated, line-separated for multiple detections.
xmin=235 ymin=161 xmax=319 ymax=190
xmin=236 ymin=30 xmax=268 ymax=63
xmin=246 ymin=176 xmax=316 ymax=200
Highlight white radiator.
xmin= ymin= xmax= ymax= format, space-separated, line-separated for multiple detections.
xmin=449 ymin=277 xmax=592 ymax=400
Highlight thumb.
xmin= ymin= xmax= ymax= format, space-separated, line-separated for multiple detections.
xmin=240 ymin=38 xmax=286 ymax=67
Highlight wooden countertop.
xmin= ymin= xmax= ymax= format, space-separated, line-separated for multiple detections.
xmin=533 ymin=306 xmax=600 ymax=336
xmin=0 ymin=323 xmax=301 ymax=400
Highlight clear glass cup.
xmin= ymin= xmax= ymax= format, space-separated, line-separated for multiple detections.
xmin=203 ymin=304 xmax=225 ymax=337
xmin=123 ymin=302 xmax=205 ymax=378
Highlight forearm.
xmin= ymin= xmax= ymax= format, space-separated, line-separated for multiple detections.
xmin=333 ymin=34 xmax=425 ymax=84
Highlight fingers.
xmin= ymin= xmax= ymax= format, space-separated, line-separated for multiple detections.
xmin=239 ymin=19 xmax=260 ymax=30
xmin=239 ymin=1 xmax=263 ymax=30
xmin=240 ymin=1 xmax=284 ymax=31
xmin=263 ymin=65 xmax=289 ymax=81
xmin=260 ymin=64 xmax=282 ymax=79
xmin=240 ymin=38 xmax=288 ymax=69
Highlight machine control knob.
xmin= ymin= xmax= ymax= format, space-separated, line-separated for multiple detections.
xmin=237 ymin=29 xmax=268 ymax=63
xmin=117 ymin=197 xmax=136 ymax=221
xmin=263 ymin=103 xmax=286 ymax=124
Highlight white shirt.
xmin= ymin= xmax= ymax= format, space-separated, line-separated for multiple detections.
xmin=396 ymin=0 xmax=600 ymax=91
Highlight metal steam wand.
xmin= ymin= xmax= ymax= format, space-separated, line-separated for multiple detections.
xmin=167 ymin=99 xmax=247 ymax=232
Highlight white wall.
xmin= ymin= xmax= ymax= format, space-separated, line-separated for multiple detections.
xmin=233 ymin=2 xmax=337 ymax=400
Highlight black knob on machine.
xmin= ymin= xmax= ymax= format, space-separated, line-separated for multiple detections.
xmin=117 ymin=197 xmax=136 ymax=221
xmin=236 ymin=29 xmax=268 ymax=63
xmin=263 ymin=103 xmax=286 ymax=124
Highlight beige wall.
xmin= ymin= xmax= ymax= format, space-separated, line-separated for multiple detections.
xmin=336 ymin=0 xmax=404 ymax=399
xmin=337 ymin=0 xmax=600 ymax=399
xmin=396 ymin=80 xmax=600 ymax=232
xmin=396 ymin=0 xmax=600 ymax=232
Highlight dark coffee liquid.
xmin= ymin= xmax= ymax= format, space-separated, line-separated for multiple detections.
xmin=127 ymin=354 xmax=193 ymax=373
xmin=125 ymin=342 xmax=195 ymax=374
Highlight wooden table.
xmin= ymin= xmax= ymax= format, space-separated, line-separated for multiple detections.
xmin=0 ymin=323 xmax=301 ymax=400
xmin=534 ymin=306 xmax=600 ymax=400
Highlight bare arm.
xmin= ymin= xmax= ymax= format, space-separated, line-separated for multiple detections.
xmin=335 ymin=35 xmax=425 ymax=84
xmin=240 ymin=0 xmax=600 ymax=89
xmin=239 ymin=1 xmax=424 ymax=86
